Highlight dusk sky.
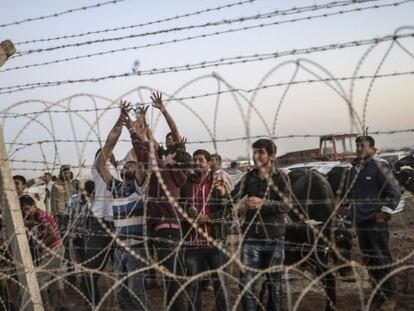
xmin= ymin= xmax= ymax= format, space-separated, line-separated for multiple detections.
xmin=1 ymin=0 xmax=413 ymax=177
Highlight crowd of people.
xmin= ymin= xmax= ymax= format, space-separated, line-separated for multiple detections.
xmin=11 ymin=92 xmax=407 ymax=311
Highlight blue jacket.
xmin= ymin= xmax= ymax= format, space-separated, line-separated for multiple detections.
xmin=350 ymin=156 xmax=401 ymax=224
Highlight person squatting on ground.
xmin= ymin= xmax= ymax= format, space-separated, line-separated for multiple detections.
xmin=20 ymin=195 xmax=65 ymax=309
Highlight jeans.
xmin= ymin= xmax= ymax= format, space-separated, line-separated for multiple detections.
xmin=63 ymin=235 xmax=77 ymax=285
xmin=80 ymin=218 xmax=114 ymax=307
xmin=113 ymin=245 xmax=152 ymax=311
xmin=73 ymin=236 xmax=86 ymax=264
xmin=356 ymin=222 xmax=397 ymax=300
xmin=240 ymin=239 xmax=285 ymax=311
xmin=185 ymin=246 xmax=229 ymax=311
xmin=153 ymin=228 xmax=185 ymax=311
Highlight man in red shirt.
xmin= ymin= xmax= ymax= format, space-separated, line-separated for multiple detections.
xmin=180 ymin=149 xmax=229 ymax=311
xmin=20 ymin=195 xmax=65 ymax=309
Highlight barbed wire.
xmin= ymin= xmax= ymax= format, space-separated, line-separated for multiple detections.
xmin=3 ymin=1 xmax=407 ymax=74
xmin=14 ymin=0 xmax=260 ymax=46
xmin=4 ymin=128 xmax=414 ymax=148
xmin=1 ymin=31 xmax=413 ymax=94
xmin=1 ymin=6 xmax=414 ymax=310
xmin=5 ymin=33 xmax=414 ymax=178
xmin=0 ymin=0 xmax=128 ymax=29
xmin=12 ymin=0 xmax=410 ymax=58
xmin=2 ymin=128 xmax=413 ymax=310
xmin=1 ymin=69 xmax=413 ymax=119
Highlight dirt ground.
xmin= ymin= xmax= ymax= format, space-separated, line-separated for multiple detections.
xmin=47 ymin=193 xmax=414 ymax=310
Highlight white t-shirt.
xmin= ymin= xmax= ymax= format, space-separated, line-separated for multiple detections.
xmin=91 ymin=160 xmax=119 ymax=220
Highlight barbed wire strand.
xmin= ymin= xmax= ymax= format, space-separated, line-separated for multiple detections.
xmin=1 ymin=13 xmax=414 ymax=311
xmin=0 ymin=0 xmax=128 ymax=29
xmin=10 ymin=0 xmax=410 ymax=59
xmin=13 ymin=0 xmax=260 ymax=46
xmin=1 ymin=31 xmax=413 ymax=94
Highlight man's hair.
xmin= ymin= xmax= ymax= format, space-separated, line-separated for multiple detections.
xmin=44 ymin=172 xmax=51 ymax=177
xmin=193 ymin=149 xmax=211 ymax=162
xmin=19 ymin=195 xmax=35 ymax=207
xmin=165 ymin=132 xmax=173 ymax=140
xmin=211 ymin=153 xmax=222 ymax=164
xmin=230 ymin=161 xmax=238 ymax=169
xmin=356 ymin=135 xmax=375 ymax=147
xmin=160 ymin=135 xmax=187 ymax=159
xmin=121 ymin=160 xmax=135 ymax=172
xmin=120 ymin=161 xmax=136 ymax=179
xmin=13 ymin=175 xmax=27 ymax=185
xmin=84 ymin=180 xmax=95 ymax=194
xmin=252 ymin=139 xmax=277 ymax=156
xmin=59 ymin=165 xmax=71 ymax=181
xmin=174 ymin=150 xmax=192 ymax=169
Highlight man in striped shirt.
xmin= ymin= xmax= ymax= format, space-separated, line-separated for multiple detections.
xmin=126 ymin=93 xmax=191 ymax=311
xmin=96 ymin=103 xmax=152 ymax=311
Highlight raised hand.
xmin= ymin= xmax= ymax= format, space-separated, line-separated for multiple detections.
xmin=215 ymin=178 xmax=226 ymax=197
xmin=176 ymin=136 xmax=187 ymax=150
xmin=136 ymin=105 xmax=149 ymax=129
xmin=150 ymin=92 xmax=165 ymax=111
xmin=179 ymin=136 xmax=188 ymax=145
xmin=119 ymin=100 xmax=134 ymax=130
xmin=133 ymin=107 xmax=149 ymax=142
xmin=120 ymin=100 xmax=132 ymax=113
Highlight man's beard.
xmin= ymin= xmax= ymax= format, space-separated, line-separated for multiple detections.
xmin=193 ymin=168 xmax=205 ymax=181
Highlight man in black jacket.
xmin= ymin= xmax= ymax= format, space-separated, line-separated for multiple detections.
xmin=217 ymin=139 xmax=291 ymax=311
xmin=350 ymin=135 xmax=401 ymax=310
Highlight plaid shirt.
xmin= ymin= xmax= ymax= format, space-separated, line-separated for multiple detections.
xmin=63 ymin=193 xmax=92 ymax=237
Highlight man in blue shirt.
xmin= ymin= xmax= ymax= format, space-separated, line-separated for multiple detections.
xmin=63 ymin=180 xmax=94 ymax=281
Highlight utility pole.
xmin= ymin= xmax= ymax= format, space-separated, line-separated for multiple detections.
xmin=0 ymin=40 xmax=16 ymax=68
xmin=0 ymin=39 xmax=44 ymax=311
